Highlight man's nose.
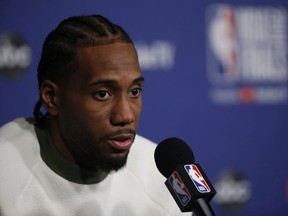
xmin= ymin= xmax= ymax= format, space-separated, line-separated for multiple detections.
xmin=110 ymin=96 xmax=134 ymax=126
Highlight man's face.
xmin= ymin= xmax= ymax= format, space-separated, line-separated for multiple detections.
xmin=56 ymin=43 xmax=143 ymax=172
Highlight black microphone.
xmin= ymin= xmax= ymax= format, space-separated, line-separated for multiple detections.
xmin=154 ymin=137 xmax=216 ymax=216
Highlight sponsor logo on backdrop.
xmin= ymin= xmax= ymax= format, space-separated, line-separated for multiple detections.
xmin=0 ymin=32 xmax=32 ymax=79
xmin=168 ymin=171 xmax=191 ymax=206
xmin=214 ymin=170 xmax=251 ymax=213
xmin=135 ymin=40 xmax=175 ymax=71
xmin=206 ymin=4 xmax=288 ymax=104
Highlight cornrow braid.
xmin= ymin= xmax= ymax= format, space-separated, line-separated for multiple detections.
xmin=34 ymin=15 xmax=134 ymax=124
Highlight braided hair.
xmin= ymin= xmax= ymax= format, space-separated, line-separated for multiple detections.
xmin=33 ymin=15 xmax=134 ymax=124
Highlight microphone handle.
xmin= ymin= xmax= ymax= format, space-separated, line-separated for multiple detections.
xmin=193 ymin=198 xmax=215 ymax=216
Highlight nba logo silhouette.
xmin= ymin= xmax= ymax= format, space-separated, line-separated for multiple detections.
xmin=184 ymin=164 xmax=211 ymax=193
xmin=168 ymin=171 xmax=191 ymax=205
xmin=207 ymin=4 xmax=240 ymax=84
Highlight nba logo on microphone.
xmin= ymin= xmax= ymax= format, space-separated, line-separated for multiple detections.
xmin=184 ymin=164 xmax=211 ymax=193
xmin=168 ymin=171 xmax=191 ymax=205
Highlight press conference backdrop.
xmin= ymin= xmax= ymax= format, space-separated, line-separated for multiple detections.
xmin=1 ymin=0 xmax=287 ymax=215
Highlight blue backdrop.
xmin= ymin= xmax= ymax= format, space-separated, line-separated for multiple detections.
xmin=1 ymin=1 xmax=288 ymax=215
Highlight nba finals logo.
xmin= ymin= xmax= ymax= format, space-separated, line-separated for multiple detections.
xmin=206 ymin=4 xmax=288 ymax=104
xmin=184 ymin=165 xmax=211 ymax=193
xmin=207 ymin=5 xmax=239 ymax=84
xmin=168 ymin=171 xmax=191 ymax=205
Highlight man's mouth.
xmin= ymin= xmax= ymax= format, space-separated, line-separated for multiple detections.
xmin=107 ymin=134 xmax=134 ymax=151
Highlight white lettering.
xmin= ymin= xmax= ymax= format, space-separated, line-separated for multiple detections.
xmin=135 ymin=41 xmax=175 ymax=71
xmin=0 ymin=41 xmax=32 ymax=68
xmin=215 ymin=178 xmax=251 ymax=204
xmin=237 ymin=7 xmax=288 ymax=82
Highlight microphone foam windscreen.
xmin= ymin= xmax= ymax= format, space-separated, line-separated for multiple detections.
xmin=154 ymin=137 xmax=195 ymax=178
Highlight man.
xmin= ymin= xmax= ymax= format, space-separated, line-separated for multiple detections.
xmin=0 ymin=15 xmax=190 ymax=215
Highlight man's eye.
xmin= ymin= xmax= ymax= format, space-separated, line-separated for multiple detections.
xmin=130 ymin=88 xmax=142 ymax=97
xmin=94 ymin=91 xmax=110 ymax=100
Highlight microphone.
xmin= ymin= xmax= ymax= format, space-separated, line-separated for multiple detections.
xmin=154 ymin=137 xmax=216 ymax=215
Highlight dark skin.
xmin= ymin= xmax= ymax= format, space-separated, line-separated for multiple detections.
xmin=40 ymin=42 xmax=144 ymax=172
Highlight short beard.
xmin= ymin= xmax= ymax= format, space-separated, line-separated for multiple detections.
xmin=63 ymin=128 xmax=134 ymax=173
xmin=75 ymin=148 xmax=130 ymax=173
xmin=92 ymin=150 xmax=129 ymax=172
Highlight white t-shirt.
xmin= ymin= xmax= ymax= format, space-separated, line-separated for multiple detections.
xmin=0 ymin=118 xmax=191 ymax=216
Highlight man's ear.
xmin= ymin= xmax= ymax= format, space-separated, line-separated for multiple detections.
xmin=40 ymin=80 xmax=60 ymax=116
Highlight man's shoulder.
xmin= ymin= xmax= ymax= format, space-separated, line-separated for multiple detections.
xmin=130 ymin=134 xmax=158 ymax=166
xmin=125 ymin=136 xmax=189 ymax=215
xmin=134 ymin=134 xmax=157 ymax=150
xmin=0 ymin=117 xmax=39 ymax=161
xmin=0 ymin=117 xmax=35 ymax=138
xmin=0 ymin=118 xmax=42 ymax=213
xmin=126 ymin=134 xmax=162 ymax=182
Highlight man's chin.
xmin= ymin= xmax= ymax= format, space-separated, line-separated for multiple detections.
xmin=85 ymin=153 xmax=129 ymax=173
xmin=102 ymin=153 xmax=129 ymax=172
